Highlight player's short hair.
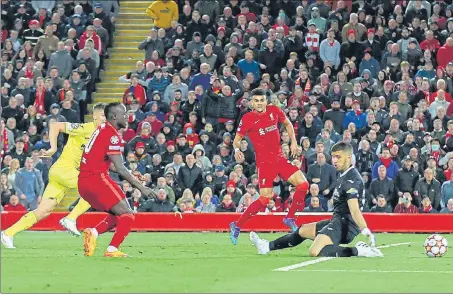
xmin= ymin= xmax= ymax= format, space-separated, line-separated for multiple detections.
xmin=93 ymin=102 xmax=106 ymax=112
xmin=331 ymin=141 xmax=353 ymax=154
xmin=251 ymin=88 xmax=267 ymax=97
xmin=104 ymin=102 xmax=123 ymax=119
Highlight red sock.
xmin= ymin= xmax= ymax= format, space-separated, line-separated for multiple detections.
xmin=236 ymin=196 xmax=269 ymax=228
xmin=94 ymin=215 xmax=118 ymax=235
xmin=286 ymin=182 xmax=309 ymax=219
xmin=109 ymin=214 xmax=135 ymax=249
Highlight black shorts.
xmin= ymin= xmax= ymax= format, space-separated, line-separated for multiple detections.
xmin=316 ymin=215 xmax=360 ymax=245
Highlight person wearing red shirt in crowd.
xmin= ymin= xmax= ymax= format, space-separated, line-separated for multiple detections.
xmin=429 ymin=80 xmax=452 ymax=105
xmin=393 ymin=192 xmax=419 ymax=213
xmin=420 ymin=30 xmax=441 ymax=52
xmin=271 ymin=16 xmax=289 ymax=36
xmin=3 ymin=195 xmax=26 ymax=212
xmin=29 ymin=77 xmax=55 ymax=115
xmin=136 ymin=113 xmax=163 ymax=137
xmin=78 ymin=25 xmax=102 ymax=55
xmin=123 ymin=75 xmax=147 ymax=107
xmin=164 ymin=101 xmax=183 ymax=123
xmin=237 ymin=2 xmax=256 ymax=23
xmin=437 ymin=37 xmax=453 ymax=69
xmin=122 ymin=121 xmax=136 ymax=143
xmin=183 ymin=122 xmax=199 ymax=148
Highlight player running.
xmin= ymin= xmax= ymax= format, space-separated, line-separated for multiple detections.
xmin=1 ymin=104 xmax=106 ymax=249
xmin=229 ymin=88 xmax=309 ymax=245
xmin=250 ymin=142 xmax=383 ymax=257
xmin=79 ymin=102 xmax=154 ymax=257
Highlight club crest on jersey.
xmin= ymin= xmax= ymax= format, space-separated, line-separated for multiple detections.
xmin=110 ymin=136 xmax=119 ymax=144
xmin=269 ymin=113 xmax=274 ymax=121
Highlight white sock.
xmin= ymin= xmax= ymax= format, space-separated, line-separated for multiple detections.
xmin=91 ymin=228 xmax=99 ymax=238
xmin=107 ymin=245 xmax=118 ymax=253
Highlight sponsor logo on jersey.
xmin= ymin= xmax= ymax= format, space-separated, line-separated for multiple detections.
xmin=258 ymin=125 xmax=277 ymax=136
xmin=346 ymin=188 xmax=358 ymax=195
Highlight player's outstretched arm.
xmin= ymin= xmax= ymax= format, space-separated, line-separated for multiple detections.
xmin=348 ymin=198 xmax=376 ymax=247
xmin=232 ymin=133 xmax=245 ymax=162
xmin=40 ymin=122 xmax=66 ymax=157
xmin=108 ymin=153 xmax=156 ymax=199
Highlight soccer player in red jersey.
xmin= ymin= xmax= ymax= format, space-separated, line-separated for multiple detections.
xmin=78 ymin=102 xmax=154 ymax=257
xmin=229 ymin=88 xmax=310 ymax=244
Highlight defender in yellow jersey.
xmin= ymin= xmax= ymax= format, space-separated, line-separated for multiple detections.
xmin=1 ymin=104 xmax=106 ymax=249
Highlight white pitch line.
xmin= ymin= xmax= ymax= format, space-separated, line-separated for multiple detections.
xmin=273 ymin=242 xmax=412 ymax=272
xmin=292 ymin=269 xmax=453 ymax=274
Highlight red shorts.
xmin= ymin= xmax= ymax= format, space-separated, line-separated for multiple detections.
xmin=257 ymin=154 xmax=300 ymax=188
xmin=78 ymin=173 xmax=125 ymax=212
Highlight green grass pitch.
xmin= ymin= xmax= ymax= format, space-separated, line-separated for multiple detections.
xmin=1 ymin=232 xmax=453 ymax=293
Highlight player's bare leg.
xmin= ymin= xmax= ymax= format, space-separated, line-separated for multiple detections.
xmin=2 ymin=197 xmax=57 ymax=248
xmin=93 ymin=199 xmax=135 ymax=257
xmin=250 ymin=222 xmax=319 ymax=255
xmin=284 ymin=171 xmax=309 ymax=232
xmin=229 ymin=188 xmax=273 ymax=245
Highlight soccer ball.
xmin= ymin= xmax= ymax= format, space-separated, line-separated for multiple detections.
xmin=424 ymin=234 xmax=448 ymax=257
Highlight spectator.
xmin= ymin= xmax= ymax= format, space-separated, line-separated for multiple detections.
xmin=154 ymin=177 xmax=175 ymax=203
xmin=370 ymin=195 xmax=393 ymax=213
xmin=177 ymin=154 xmax=203 ymax=196
xmin=319 ymin=29 xmax=341 ymax=70
xmin=440 ymin=198 xmax=453 ymax=213
xmin=145 ymin=0 xmax=179 ymax=30
xmin=138 ymin=188 xmax=176 ymax=213
xmin=220 ymin=180 xmax=242 ymax=206
xmin=414 ymin=168 xmax=441 ymax=209
xmin=163 ymin=74 xmax=189 ymax=103
xmin=0 ymin=173 xmax=14 ymax=206
xmin=303 ymin=195 xmax=325 ymax=212
xmin=420 ymin=196 xmax=438 ymax=213
xmin=33 ymin=24 xmax=59 ymax=58
xmin=372 ymin=148 xmax=400 ymax=180
xmin=196 ymin=187 xmax=216 ymax=213
xmin=13 ymin=157 xmax=44 ymax=210
xmin=306 ymin=152 xmax=336 ymax=198
xmin=370 ymin=165 xmax=395 ymax=204
xmin=47 ymin=42 xmax=73 ymax=79
xmin=394 ymin=192 xmax=419 ymax=213
xmin=394 ymin=156 xmax=420 ymax=207
xmin=343 ymin=99 xmax=367 ymax=131
xmin=127 ymin=188 xmax=145 ymax=212
xmin=2 ymin=158 xmax=20 ymax=189
xmin=139 ymin=28 xmax=165 ymax=61
xmin=3 ymin=194 xmax=26 ymax=212
xmin=215 ymin=194 xmax=236 ymax=212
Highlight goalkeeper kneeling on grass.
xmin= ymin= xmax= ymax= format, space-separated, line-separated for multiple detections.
xmin=250 ymin=142 xmax=384 ymax=258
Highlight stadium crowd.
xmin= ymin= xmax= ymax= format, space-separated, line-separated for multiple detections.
xmin=1 ymin=0 xmax=453 ymax=215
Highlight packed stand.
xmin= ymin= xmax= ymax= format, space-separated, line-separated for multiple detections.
xmin=0 ymin=0 xmax=118 ymax=211
xmin=2 ymin=0 xmax=453 ymax=216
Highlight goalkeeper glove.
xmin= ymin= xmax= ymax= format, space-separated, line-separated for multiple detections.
xmin=361 ymin=228 xmax=376 ymax=247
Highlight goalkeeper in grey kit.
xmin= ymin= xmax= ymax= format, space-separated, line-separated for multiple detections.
xmin=250 ymin=142 xmax=384 ymax=258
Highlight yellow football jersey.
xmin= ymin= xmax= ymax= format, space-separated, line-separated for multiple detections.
xmin=53 ymin=122 xmax=97 ymax=168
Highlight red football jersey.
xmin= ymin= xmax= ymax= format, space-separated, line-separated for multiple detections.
xmin=80 ymin=122 xmax=124 ymax=174
xmin=237 ymin=105 xmax=286 ymax=164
